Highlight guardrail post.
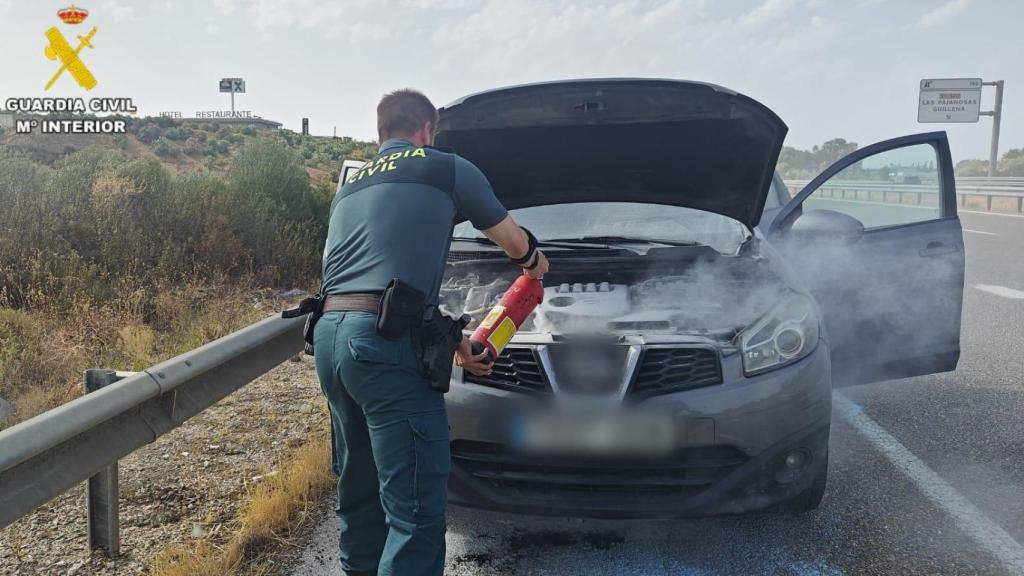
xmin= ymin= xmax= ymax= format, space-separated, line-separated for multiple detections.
xmin=83 ymin=369 xmax=123 ymax=557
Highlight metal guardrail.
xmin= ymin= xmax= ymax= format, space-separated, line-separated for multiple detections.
xmin=957 ymin=176 xmax=1024 ymax=186
xmin=783 ymin=178 xmax=1024 ymax=213
xmin=0 ymin=313 xmax=306 ymax=552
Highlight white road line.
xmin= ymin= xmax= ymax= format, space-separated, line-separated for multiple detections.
xmin=974 ymin=285 xmax=1024 ymax=299
xmin=963 ymin=229 xmax=997 ymax=236
xmin=834 ymin=393 xmax=1024 ymax=574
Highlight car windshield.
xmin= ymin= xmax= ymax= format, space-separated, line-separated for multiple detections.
xmin=452 ymin=202 xmax=750 ymax=254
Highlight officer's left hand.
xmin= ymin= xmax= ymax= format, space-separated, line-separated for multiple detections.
xmin=455 ymin=337 xmax=493 ymax=376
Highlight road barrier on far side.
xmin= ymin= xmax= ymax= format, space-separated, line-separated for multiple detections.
xmin=783 ymin=178 xmax=1024 ymax=214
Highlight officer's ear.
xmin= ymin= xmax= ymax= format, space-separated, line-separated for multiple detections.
xmin=422 ymin=121 xmax=435 ymax=146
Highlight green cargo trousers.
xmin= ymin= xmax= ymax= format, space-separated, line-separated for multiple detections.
xmin=313 ymin=310 xmax=450 ymax=576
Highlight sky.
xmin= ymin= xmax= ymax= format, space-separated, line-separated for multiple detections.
xmin=0 ymin=0 xmax=1020 ymax=162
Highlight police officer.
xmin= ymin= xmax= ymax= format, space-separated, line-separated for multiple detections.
xmin=314 ymin=89 xmax=548 ymax=576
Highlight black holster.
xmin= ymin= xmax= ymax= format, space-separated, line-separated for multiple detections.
xmin=414 ymin=306 xmax=471 ymax=393
xmin=281 ymin=294 xmax=325 ymax=356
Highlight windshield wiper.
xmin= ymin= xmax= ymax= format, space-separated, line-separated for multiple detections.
xmin=545 ymin=236 xmax=698 ymax=247
xmin=450 ymin=236 xmax=616 ymax=250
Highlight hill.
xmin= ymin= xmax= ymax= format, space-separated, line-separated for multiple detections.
xmin=0 ymin=116 xmax=379 ymax=186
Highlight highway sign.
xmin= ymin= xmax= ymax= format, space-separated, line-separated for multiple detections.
xmin=219 ymin=77 xmax=245 ymax=93
xmin=918 ymin=78 xmax=982 ymax=123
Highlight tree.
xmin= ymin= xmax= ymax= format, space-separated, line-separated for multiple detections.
xmin=776 ymin=138 xmax=859 ymax=179
xmin=815 ymin=138 xmax=858 ymax=166
xmin=999 ymin=148 xmax=1024 ymax=176
xmin=955 ymin=159 xmax=989 ymax=177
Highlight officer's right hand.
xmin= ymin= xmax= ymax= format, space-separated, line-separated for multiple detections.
xmin=524 ymin=250 xmax=548 ymax=280
xmin=455 ymin=337 xmax=493 ymax=376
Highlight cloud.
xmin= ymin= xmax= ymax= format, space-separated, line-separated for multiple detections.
xmin=737 ymin=0 xmax=803 ymax=30
xmin=916 ymin=0 xmax=970 ymax=29
xmin=197 ymin=0 xmax=841 ymax=112
xmin=102 ymin=0 xmax=138 ymax=22
xmin=213 ymin=0 xmax=237 ymax=14
xmin=215 ymin=0 xmax=836 ymax=62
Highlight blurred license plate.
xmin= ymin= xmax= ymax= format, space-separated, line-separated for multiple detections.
xmin=512 ymin=412 xmax=675 ymax=456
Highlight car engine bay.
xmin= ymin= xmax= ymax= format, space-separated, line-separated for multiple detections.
xmin=440 ymin=253 xmax=787 ymax=340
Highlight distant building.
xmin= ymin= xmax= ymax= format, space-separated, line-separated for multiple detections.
xmin=176 ymin=116 xmax=282 ymax=130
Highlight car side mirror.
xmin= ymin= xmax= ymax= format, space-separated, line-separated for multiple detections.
xmin=790 ymin=209 xmax=864 ymax=243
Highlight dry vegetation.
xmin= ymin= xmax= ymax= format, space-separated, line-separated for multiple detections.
xmin=0 ymin=129 xmax=356 ymax=425
xmin=0 ymin=120 xmax=375 ymax=572
xmin=150 ymin=437 xmax=333 ymax=576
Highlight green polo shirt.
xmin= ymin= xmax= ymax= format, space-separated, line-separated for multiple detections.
xmin=321 ymin=138 xmax=507 ymax=304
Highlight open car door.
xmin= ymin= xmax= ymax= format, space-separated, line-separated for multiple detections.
xmin=769 ymin=132 xmax=965 ymax=385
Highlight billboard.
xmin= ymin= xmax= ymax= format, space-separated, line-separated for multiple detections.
xmin=219 ymin=78 xmax=245 ymax=93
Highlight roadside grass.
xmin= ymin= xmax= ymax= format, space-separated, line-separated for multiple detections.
xmin=0 ymin=276 xmax=275 ymax=427
xmin=150 ymin=436 xmax=334 ymax=576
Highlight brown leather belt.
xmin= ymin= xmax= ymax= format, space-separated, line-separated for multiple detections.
xmin=322 ymin=293 xmax=381 ymax=314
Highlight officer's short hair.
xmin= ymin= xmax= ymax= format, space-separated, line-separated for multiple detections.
xmin=377 ymin=89 xmax=438 ymax=142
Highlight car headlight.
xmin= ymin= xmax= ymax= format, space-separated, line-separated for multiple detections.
xmin=740 ymin=292 xmax=819 ymax=376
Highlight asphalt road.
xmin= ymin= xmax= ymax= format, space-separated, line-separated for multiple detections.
xmin=286 ymin=209 xmax=1024 ymax=576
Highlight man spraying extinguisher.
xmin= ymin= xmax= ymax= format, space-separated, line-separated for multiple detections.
xmin=311 ymin=89 xmax=547 ymax=576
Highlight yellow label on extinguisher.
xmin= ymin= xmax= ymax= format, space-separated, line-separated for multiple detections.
xmin=486 ymin=317 xmax=517 ymax=355
xmin=479 ymin=305 xmax=505 ymax=329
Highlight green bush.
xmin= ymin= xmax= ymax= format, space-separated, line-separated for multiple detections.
xmin=136 ymin=123 xmax=161 ymax=143
xmin=164 ymin=127 xmax=188 ymax=141
xmin=0 ymin=139 xmax=327 ymax=312
xmin=153 ymin=138 xmax=179 ymax=158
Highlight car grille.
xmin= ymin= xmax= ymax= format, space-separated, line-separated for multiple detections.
xmin=631 ymin=347 xmax=722 ymax=397
xmin=452 ymin=440 xmax=747 ymax=498
xmin=463 ymin=345 xmax=722 ymax=398
xmin=544 ymin=343 xmax=631 ymax=396
xmin=463 ymin=348 xmax=549 ymax=395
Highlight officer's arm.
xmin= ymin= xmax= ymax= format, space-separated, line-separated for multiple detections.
xmin=480 ymin=216 xmax=548 ymax=279
xmin=453 ymin=156 xmax=548 ymax=279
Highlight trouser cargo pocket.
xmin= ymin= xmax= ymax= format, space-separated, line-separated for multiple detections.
xmin=408 ymin=412 xmax=451 ymax=518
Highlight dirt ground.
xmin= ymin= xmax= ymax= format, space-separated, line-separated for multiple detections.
xmin=0 ymin=356 xmax=328 ymax=576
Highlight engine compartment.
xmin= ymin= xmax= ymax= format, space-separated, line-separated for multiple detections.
xmin=440 ymin=253 xmax=787 ymax=339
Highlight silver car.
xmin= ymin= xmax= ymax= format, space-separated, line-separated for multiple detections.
xmin=351 ymin=78 xmax=966 ymax=517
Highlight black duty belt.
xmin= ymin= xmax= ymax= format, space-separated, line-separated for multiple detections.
xmin=322 ymin=293 xmax=381 ymax=314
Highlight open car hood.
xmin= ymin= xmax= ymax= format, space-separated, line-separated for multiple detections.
xmin=436 ymin=79 xmax=787 ymax=228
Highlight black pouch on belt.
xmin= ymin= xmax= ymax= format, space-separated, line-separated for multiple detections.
xmin=281 ymin=294 xmax=325 ymax=356
xmin=376 ymin=278 xmax=426 ymax=340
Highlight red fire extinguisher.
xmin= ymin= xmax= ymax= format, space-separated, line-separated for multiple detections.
xmin=470 ymin=276 xmax=544 ymax=362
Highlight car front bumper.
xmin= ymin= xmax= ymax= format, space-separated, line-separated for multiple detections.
xmin=445 ymin=340 xmax=832 ymax=518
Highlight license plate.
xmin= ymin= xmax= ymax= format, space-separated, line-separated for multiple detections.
xmin=510 ymin=411 xmax=675 ymax=456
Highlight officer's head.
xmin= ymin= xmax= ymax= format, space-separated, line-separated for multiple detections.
xmin=377 ymin=89 xmax=438 ymax=146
